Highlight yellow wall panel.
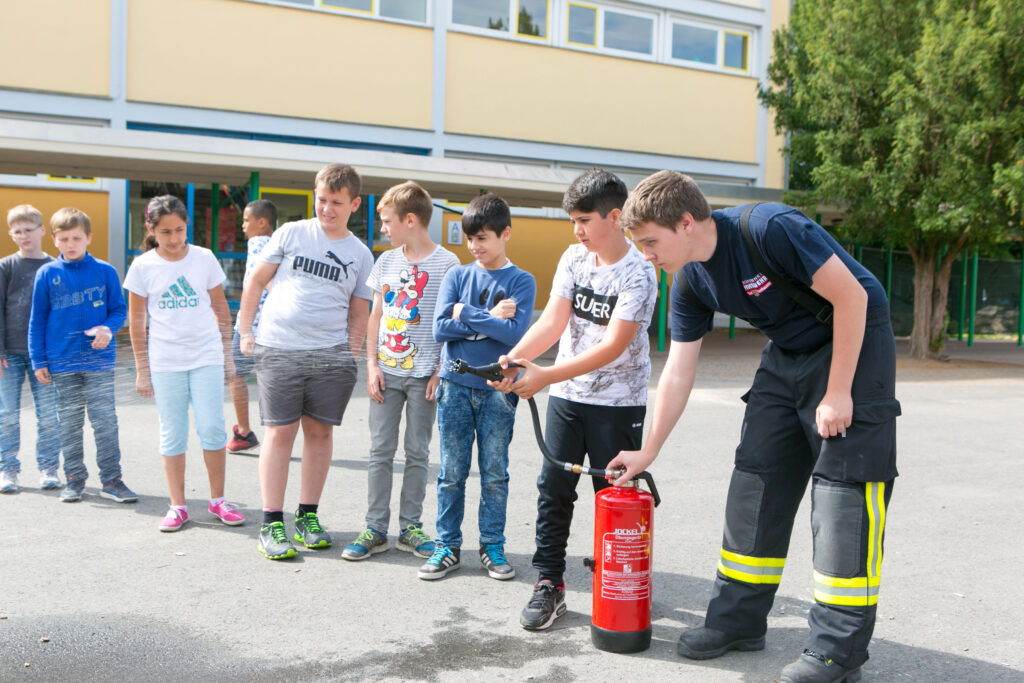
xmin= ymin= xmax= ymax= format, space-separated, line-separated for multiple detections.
xmin=0 ymin=1 xmax=110 ymax=96
xmin=0 ymin=187 xmax=110 ymax=263
xmin=445 ymin=33 xmax=758 ymax=164
xmin=126 ymin=0 xmax=432 ymax=130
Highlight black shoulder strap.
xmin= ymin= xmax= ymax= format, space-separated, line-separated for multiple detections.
xmin=739 ymin=204 xmax=834 ymax=326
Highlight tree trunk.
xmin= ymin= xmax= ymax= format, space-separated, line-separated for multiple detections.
xmin=928 ymin=252 xmax=959 ymax=355
xmin=907 ymin=244 xmax=939 ymax=359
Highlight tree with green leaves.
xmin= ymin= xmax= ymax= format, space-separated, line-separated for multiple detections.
xmin=760 ymin=0 xmax=1024 ymax=359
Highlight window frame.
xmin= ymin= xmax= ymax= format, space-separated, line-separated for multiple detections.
xmin=665 ymin=16 xmax=753 ymax=75
xmin=565 ymin=1 xmax=598 ymax=48
xmin=246 ymin=0 xmax=431 ymax=27
xmin=560 ymin=1 xmax=658 ymax=61
xmin=450 ymin=0 xmax=553 ymax=41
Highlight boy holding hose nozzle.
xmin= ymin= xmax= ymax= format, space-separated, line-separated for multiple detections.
xmin=490 ymin=169 xmax=657 ymax=631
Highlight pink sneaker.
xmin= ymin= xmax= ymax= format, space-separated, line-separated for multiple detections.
xmin=209 ymin=500 xmax=245 ymax=526
xmin=159 ymin=507 xmax=189 ymax=532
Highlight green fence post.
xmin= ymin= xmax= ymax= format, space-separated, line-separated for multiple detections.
xmin=959 ymin=252 xmax=968 ymax=341
xmin=1018 ymin=256 xmax=1023 ymax=347
xmin=968 ymin=249 xmax=978 ymax=347
xmin=249 ymin=172 xmax=260 ymax=202
xmin=657 ymin=269 xmax=667 ymax=352
xmin=210 ymin=183 xmax=219 ymax=252
xmin=884 ymin=247 xmax=892 ymax=299
xmin=855 ymin=243 xmax=863 ymax=263
xmin=729 ymin=316 xmax=736 ymax=339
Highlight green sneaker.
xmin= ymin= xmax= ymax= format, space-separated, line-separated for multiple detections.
xmin=341 ymin=527 xmax=388 ymax=561
xmin=258 ymin=522 xmax=298 ymax=560
xmin=294 ymin=510 xmax=332 ymax=549
xmin=397 ymin=524 xmax=435 ymax=558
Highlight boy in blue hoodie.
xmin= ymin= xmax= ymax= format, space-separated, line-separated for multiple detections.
xmin=418 ymin=193 xmax=536 ymax=580
xmin=29 ymin=207 xmax=135 ymax=503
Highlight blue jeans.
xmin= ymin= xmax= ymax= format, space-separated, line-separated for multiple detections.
xmin=51 ymin=370 xmax=123 ymax=483
xmin=435 ymin=379 xmax=517 ymax=548
xmin=0 ymin=354 xmax=60 ymax=473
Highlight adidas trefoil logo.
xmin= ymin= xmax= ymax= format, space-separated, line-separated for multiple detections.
xmin=159 ymin=276 xmax=200 ymax=309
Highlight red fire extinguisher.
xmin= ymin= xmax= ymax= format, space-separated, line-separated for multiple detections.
xmin=452 ymin=360 xmax=661 ymax=653
xmin=586 ymin=472 xmax=660 ymax=653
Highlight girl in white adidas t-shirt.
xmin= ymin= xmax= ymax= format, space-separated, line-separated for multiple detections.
xmin=124 ymin=195 xmax=245 ymax=532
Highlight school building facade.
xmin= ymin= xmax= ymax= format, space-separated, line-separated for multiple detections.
xmin=0 ymin=0 xmax=789 ymax=309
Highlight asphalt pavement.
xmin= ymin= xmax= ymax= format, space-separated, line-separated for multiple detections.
xmin=1 ymin=330 xmax=1022 ymax=682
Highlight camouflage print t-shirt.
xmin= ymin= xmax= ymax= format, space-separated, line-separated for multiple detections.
xmin=549 ymin=241 xmax=657 ymax=407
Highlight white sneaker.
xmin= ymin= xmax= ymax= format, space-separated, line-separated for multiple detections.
xmin=40 ymin=468 xmax=61 ymax=490
xmin=0 ymin=470 xmax=18 ymax=493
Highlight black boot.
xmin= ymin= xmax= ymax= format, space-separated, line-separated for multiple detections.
xmin=780 ymin=650 xmax=863 ymax=683
xmin=676 ymin=626 xmax=765 ymax=660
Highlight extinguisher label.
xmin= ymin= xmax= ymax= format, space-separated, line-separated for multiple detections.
xmin=600 ymin=531 xmax=652 ymax=601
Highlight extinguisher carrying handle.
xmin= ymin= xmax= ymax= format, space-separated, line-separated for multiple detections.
xmin=452 ymin=360 xmax=635 ymax=482
xmin=633 ymin=471 xmax=661 ymax=507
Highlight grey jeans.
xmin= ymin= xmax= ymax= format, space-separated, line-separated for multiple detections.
xmin=366 ymin=374 xmax=436 ymax=533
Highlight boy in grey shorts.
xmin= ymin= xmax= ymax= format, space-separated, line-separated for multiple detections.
xmin=237 ymin=163 xmax=374 ymax=560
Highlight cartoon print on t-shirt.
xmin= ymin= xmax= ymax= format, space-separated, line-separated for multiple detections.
xmin=378 ymin=266 xmax=428 ymax=369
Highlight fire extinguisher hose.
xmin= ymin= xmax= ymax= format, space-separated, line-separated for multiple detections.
xmin=452 ymin=359 xmax=661 ymax=505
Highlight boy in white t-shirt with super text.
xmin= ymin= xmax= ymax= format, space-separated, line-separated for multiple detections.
xmin=491 ymin=169 xmax=657 ymax=631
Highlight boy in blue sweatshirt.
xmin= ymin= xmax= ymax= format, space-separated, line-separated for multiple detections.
xmin=29 ymin=207 xmax=135 ymax=504
xmin=418 ymin=193 xmax=536 ymax=580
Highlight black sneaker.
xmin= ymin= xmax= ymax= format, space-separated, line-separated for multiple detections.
xmin=417 ymin=546 xmax=460 ymax=580
xmin=59 ymin=478 xmax=86 ymax=503
xmin=780 ymin=650 xmax=863 ymax=683
xmin=480 ymin=543 xmax=515 ymax=580
xmin=258 ymin=521 xmax=298 ymax=560
xmin=520 ymin=580 xmax=566 ymax=631
xmin=293 ymin=510 xmax=332 ymax=549
xmin=677 ymin=626 xmax=765 ymax=660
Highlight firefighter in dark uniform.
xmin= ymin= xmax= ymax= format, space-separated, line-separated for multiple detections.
xmin=610 ymin=171 xmax=899 ymax=683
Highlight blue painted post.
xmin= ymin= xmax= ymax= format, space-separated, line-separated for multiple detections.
xmin=366 ymin=194 xmax=375 ymax=254
xmin=186 ymin=183 xmax=195 ymax=243
xmin=123 ymin=180 xmax=131 ymax=260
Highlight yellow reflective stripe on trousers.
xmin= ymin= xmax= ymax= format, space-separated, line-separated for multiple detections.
xmin=717 ymin=549 xmax=785 ymax=585
xmin=814 ymin=482 xmax=887 ymax=607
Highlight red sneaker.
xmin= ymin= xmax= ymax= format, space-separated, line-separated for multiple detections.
xmin=227 ymin=425 xmax=259 ymax=453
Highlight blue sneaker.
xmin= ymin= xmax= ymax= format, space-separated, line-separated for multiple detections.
xmin=60 ymin=478 xmax=86 ymax=503
xmin=480 ymin=543 xmax=515 ymax=580
xmin=397 ymin=524 xmax=434 ymax=558
xmin=418 ymin=545 xmax=460 ymax=580
xmin=100 ymin=477 xmax=138 ymax=503
xmin=341 ymin=527 xmax=388 ymax=561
